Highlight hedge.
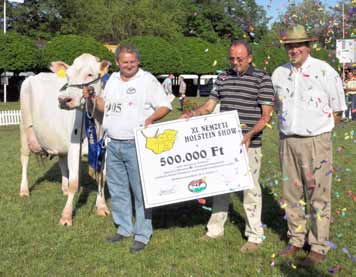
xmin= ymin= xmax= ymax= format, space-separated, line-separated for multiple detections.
xmin=41 ymin=35 xmax=115 ymax=69
xmin=0 ymin=32 xmax=40 ymax=73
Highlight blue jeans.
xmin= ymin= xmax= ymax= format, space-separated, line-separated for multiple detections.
xmin=352 ymin=94 xmax=356 ymax=121
xmin=106 ymin=139 xmax=152 ymax=244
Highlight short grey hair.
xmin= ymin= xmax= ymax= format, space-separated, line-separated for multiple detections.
xmin=230 ymin=40 xmax=252 ymax=55
xmin=115 ymin=44 xmax=141 ymax=61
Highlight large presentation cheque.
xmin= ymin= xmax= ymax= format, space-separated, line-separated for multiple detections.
xmin=134 ymin=110 xmax=254 ymax=208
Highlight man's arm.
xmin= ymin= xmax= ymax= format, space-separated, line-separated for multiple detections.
xmin=333 ymin=111 xmax=343 ymax=125
xmin=144 ymin=107 xmax=171 ymax=127
xmin=241 ymin=104 xmax=273 ymax=149
xmin=180 ymin=99 xmax=218 ymax=119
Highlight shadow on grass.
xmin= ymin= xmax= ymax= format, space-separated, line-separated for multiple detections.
xmin=29 ymin=160 xmax=62 ymax=193
xmin=151 ymin=183 xmax=289 ymax=237
xmin=277 ymin=259 xmax=326 ymax=276
xmin=30 ymin=159 xmax=110 ymax=219
xmin=152 ymin=200 xmax=211 ymax=229
xmin=261 ymin=186 xmax=288 ymax=242
xmin=225 ymin=186 xmax=288 ymax=243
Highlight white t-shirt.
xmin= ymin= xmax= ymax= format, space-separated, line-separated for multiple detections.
xmin=272 ymin=56 xmax=346 ymax=136
xmin=103 ymin=69 xmax=172 ymax=139
xmin=162 ymin=77 xmax=172 ymax=95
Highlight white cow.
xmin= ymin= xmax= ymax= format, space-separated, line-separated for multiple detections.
xmin=20 ymin=53 xmax=110 ymax=226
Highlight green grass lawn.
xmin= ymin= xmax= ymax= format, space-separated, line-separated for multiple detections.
xmin=1 ymin=98 xmax=356 ymax=276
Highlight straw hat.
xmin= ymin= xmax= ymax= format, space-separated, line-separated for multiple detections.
xmin=281 ymin=25 xmax=317 ymax=44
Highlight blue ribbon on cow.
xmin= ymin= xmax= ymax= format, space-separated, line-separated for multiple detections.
xmin=85 ymin=113 xmax=105 ymax=175
xmin=101 ymin=73 xmax=110 ymax=89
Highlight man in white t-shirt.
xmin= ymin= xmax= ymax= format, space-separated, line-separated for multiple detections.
xmin=83 ymin=44 xmax=171 ymax=253
xmin=272 ymin=25 xmax=346 ymax=266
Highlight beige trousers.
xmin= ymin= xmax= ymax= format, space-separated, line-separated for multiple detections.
xmin=206 ymin=147 xmax=264 ymax=244
xmin=279 ymin=132 xmax=332 ymax=255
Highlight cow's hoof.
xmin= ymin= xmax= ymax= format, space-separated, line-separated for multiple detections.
xmin=96 ymin=207 xmax=110 ymax=217
xmin=59 ymin=216 xmax=72 ymax=226
xmin=19 ymin=190 xmax=30 ymax=197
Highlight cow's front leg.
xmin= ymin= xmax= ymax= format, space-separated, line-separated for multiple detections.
xmin=59 ymin=144 xmax=80 ymax=226
xmin=58 ymin=155 xmax=69 ymax=196
xmin=96 ymin=173 xmax=110 ymax=216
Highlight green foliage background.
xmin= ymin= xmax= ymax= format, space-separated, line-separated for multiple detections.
xmin=0 ymin=32 xmax=39 ymax=72
xmin=41 ymin=35 xmax=115 ymax=69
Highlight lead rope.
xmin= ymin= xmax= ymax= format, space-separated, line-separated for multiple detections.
xmin=78 ymin=99 xmax=86 ymax=192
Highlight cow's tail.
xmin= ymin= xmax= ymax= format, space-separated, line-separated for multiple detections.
xmin=20 ymin=77 xmax=33 ymax=129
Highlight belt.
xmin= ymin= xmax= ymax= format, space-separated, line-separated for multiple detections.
xmin=110 ymin=137 xmax=135 ymax=142
xmin=280 ymin=132 xmax=330 ymax=139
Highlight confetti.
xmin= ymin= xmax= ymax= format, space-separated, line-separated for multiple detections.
xmin=325 ymin=240 xmax=337 ymax=249
xmin=328 ymin=265 xmax=342 ymax=274
xmin=342 ymin=247 xmax=356 ymax=262
xmin=299 ymin=200 xmax=306 ymax=206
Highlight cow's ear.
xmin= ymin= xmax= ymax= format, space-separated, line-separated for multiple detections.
xmin=100 ymin=61 xmax=111 ymax=77
xmin=50 ymin=61 xmax=69 ymax=77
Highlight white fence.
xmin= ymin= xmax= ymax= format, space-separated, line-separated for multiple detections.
xmin=0 ymin=110 xmax=21 ymax=126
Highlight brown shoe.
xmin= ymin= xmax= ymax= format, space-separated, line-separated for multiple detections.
xmin=240 ymin=242 xmax=260 ymax=253
xmin=299 ymin=251 xmax=326 ymax=266
xmin=279 ymin=244 xmax=301 ymax=258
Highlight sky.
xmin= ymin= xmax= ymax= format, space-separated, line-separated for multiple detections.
xmin=256 ymin=0 xmax=340 ymax=25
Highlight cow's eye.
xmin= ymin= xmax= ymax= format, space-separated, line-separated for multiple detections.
xmin=88 ymin=74 xmax=93 ymax=77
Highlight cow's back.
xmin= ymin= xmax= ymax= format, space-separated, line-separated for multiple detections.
xmin=20 ymin=73 xmax=82 ymax=155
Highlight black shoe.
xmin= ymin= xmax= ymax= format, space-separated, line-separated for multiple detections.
xmin=129 ymin=241 xmax=146 ymax=253
xmin=106 ymin=234 xmax=126 ymax=243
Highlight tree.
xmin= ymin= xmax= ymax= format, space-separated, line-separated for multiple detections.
xmin=41 ymin=35 xmax=114 ymax=69
xmin=4 ymin=0 xmax=270 ymax=44
xmin=120 ymin=36 xmax=183 ymax=74
xmin=329 ymin=0 xmax=356 ymax=41
xmin=175 ymin=37 xmax=228 ymax=74
xmin=272 ymin=0 xmax=354 ymax=49
xmin=181 ymin=0 xmax=269 ymax=43
xmin=5 ymin=0 xmax=189 ymax=43
xmin=0 ymin=32 xmax=40 ymax=73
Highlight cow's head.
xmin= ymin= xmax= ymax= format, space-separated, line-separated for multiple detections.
xmin=54 ymin=54 xmax=110 ymax=110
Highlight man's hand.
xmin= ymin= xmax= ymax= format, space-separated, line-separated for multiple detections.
xmin=144 ymin=107 xmax=171 ymax=128
xmin=83 ymin=86 xmax=95 ymax=99
xmin=144 ymin=117 xmax=154 ymax=128
xmin=333 ymin=111 xmax=343 ymax=125
xmin=179 ymin=110 xmax=195 ymax=119
xmin=241 ymin=132 xmax=253 ymax=150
